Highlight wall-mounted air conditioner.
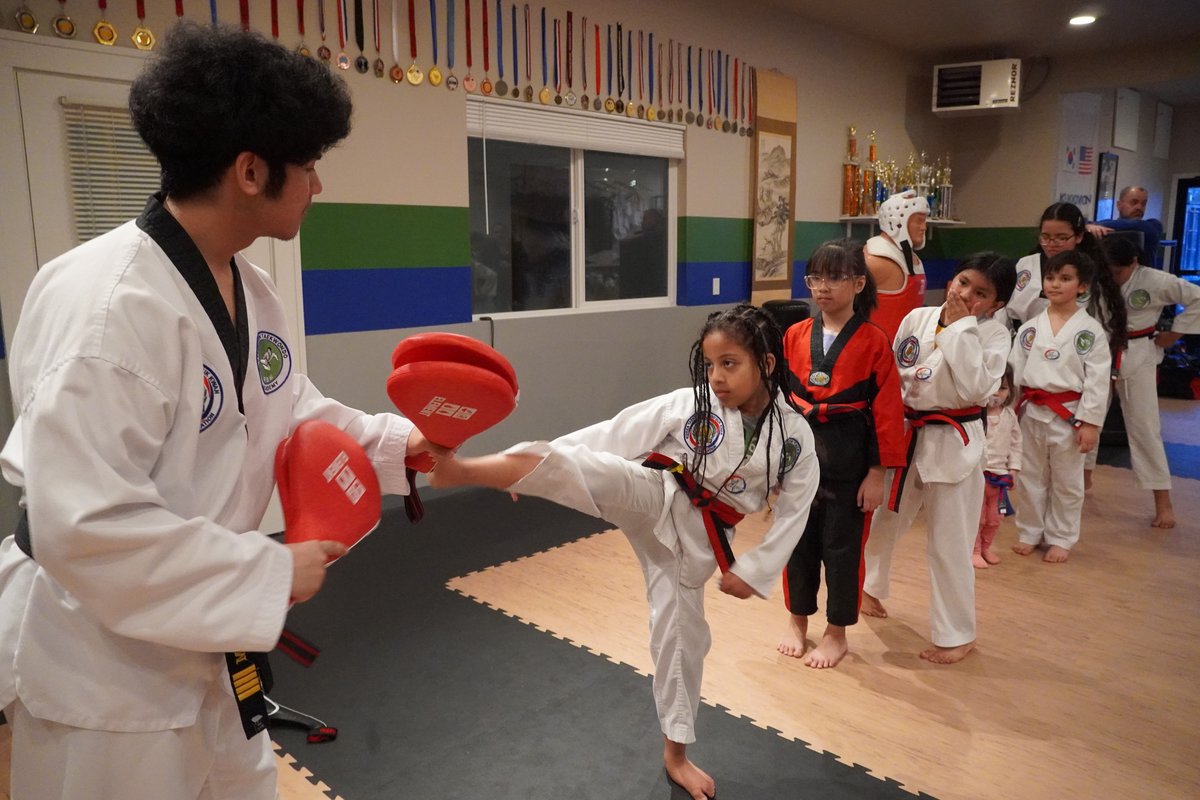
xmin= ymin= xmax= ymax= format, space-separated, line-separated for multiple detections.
xmin=932 ymin=59 xmax=1021 ymax=115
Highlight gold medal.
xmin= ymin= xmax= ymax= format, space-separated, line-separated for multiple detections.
xmin=481 ymin=77 xmax=493 ymax=94
xmin=52 ymin=1 xmax=76 ymax=39
xmin=93 ymin=18 xmax=117 ymax=45
xmin=647 ymin=106 xmax=656 ymax=121
xmin=713 ymin=115 xmax=722 ymax=130
xmin=538 ymin=86 xmax=551 ymax=104
xmin=14 ymin=6 xmax=37 ymax=34
xmin=606 ymin=97 xmax=616 ymax=113
xmin=429 ymin=65 xmax=443 ymax=85
xmin=407 ymin=63 xmax=425 ymax=84
xmin=298 ymin=44 xmax=313 ymax=57
xmin=131 ymin=25 xmax=155 ymax=50
xmin=626 ymin=102 xmax=636 ymax=118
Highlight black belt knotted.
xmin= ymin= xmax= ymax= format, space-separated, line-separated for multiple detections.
xmin=641 ymin=452 xmax=744 ymax=574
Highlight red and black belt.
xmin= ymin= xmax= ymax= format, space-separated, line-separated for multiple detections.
xmin=642 ymin=452 xmax=744 ymax=574
xmin=789 ymin=397 xmax=868 ymax=424
xmin=886 ymin=405 xmax=985 ymax=512
xmin=1018 ymin=387 xmax=1083 ymax=428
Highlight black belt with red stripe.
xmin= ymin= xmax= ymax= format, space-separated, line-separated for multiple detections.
xmin=886 ymin=405 xmax=985 ymax=511
xmin=642 ymin=452 xmax=744 ymax=574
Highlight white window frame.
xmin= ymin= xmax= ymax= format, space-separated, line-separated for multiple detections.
xmin=466 ymin=94 xmax=681 ymax=318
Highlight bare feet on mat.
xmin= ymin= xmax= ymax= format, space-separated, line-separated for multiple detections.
xmin=860 ymin=592 xmax=888 ymax=618
xmin=803 ymin=626 xmax=848 ymax=669
xmin=1152 ymin=490 xmax=1176 ymax=529
xmin=777 ymin=614 xmax=808 ymax=658
xmin=972 ymin=553 xmax=989 ymax=569
xmin=1043 ymin=545 xmax=1070 ymax=563
xmin=664 ymin=740 xmax=715 ymax=800
xmin=1012 ymin=542 xmax=1035 ymax=556
xmin=981 ymin=547 xmax=1001 ymax=565
xmin=920 ymin=641 xmax=975 ymax=664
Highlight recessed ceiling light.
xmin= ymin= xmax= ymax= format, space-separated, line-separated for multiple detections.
xmin=1070 ymin=15 xmax=1097 ymax=25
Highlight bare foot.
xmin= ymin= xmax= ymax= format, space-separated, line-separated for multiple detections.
xmin=1043 ymin=545 xmax=1070 ymax=563
xmin=1083 ymin=469 xmax=1093 ymax=491
xmin=981 ymin=547 xmax=1001 ymax=565
xmin=664 ymin=739 xmax=715 ymax=800
xmin=972 ymin=553 xmax=989 ymax=569
xmin=860 ymin=592 xmax=888 ymax=618
xmin=803 ymin=626 xmax=848 ymax=669
xmin=1012 ymin=542 xmax=1035 ymax=556
xmin=1152 ymin=490 xmax=1176 ymax=529
xmin=777 ymin=614 xmax=808 ymax=658
xmin=920 ymin=640 xmax=975 ymax=664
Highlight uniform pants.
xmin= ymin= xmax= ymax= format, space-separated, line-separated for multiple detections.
xmin=783 ymin=482 xmax=870 ymax=626
xmin=512 ymin=445 xmax=717 ymax=745
xmin=6 ymin=673 xmax=277 ymax=800
xmin=863 ymin=466 xmax=981 ymax=647
xmin=975 ymin=483 xmax=1002 ymax=556
xmin=1017 ymin=415 xmax=1084 ymax=550
xmin=1083 ymin=360 xmax=1172 ymax=490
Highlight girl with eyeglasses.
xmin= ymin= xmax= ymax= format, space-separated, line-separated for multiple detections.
xmin=776 ymin=240 xmax=905 ymax=669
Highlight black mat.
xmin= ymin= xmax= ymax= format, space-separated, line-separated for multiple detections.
xmin=270 ymin=489 xmax=930 ymax=800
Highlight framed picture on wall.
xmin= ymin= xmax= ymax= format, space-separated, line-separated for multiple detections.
xmin=1095 ymin=151 xmax=1119 ymax=221
xmin=751 ymin=118 xmax=797 ymax=291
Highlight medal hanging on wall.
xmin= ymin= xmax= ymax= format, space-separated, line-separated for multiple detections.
xmin=552 ymin=17 xmax=562 ymax=104
xmin=652 ymin=37 xmax=663 ymax=122
xmin=93 ymin=1 xmax=116 ymax=45
xmin=493 ymin=0 xmax=508 ymax=96
xmin=635 ymin=31 xmax=644 ymax=119
xmin=537 ymin=8 xmax=550 ymax=104
xmin=132 ymin=0 xmax=156 ymax=50
xmin=705 ymin=50 xmax=715 ymax=129
xmin=445 ymin=0 xmax=459 ymax=90
xmin=746 ymin=67 xmax=755 ymax=137
xmin=712 ymin=50 xmax=722 ymax=131
xmin=563 ymin=12 xmax=575 ymax=106
xmin=372 ymin=0 xmax=385 ymax=76
xmin=14 ymin=4 xmax=37 ymax=34
xmin=676 ymin=42 xmax=684 ymax=122
xmin=296 ymin=0 xmax=312 ymax=57
xmin=646 ymin=33 xmax=657 ymax=121
xmin=522 ymin=5 xmax=533 ymax=101
xmin=405 ymin=0 xmax=424 ymax=84
xmin=592 ymin=24 xmax=602 ymax=110
xmin=693 ymin=47 xmax=703 ymax=127
xmin=611 ymin=25 xmax=623 ymax=114
xmin=666 ymin=39 xmax=674 ymax=123
xmin=459 ymin=0 xmax=472 ymax=92
xmin=353 ymin=0 xmax=370 ymax=73
xmin=578 ymin=15 xmax=589 ymax=110
xmin=724 ymin=53 xmax=734 ymax=133
xmin=317 ymin=0 xmax=333 ymax=63
xmin=625 ymin=28 xmax=636 ymax=117
xmin=479 ymin=0 xmax=492 ymax=94
xmin=334 ymin=0 xmax=350 ymax=69
xmin=426 ymin=0 xmax=443 ymax=85
xmin=388 ymin=0 xmax=404 ymax=81
xmin=52 ymin=1 xmax=77 ymax=38
xmin=511 ymin=3 xmax=521 ymax=98
xmin=733 ymin=57 xmax=741 ymax=135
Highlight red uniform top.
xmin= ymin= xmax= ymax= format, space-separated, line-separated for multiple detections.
xmin=783 ymin=312 xmax=907 ymax=483
xmin=865 ymin=234 xmax=926 ymax=343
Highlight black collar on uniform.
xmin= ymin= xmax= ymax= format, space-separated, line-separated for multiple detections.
xmin=136 ymin=193 xmax=249 ymax=414
xmin=808 ymin=310 xmax=866 ymax=383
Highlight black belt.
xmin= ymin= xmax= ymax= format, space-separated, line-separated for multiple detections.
xmin=15 ymin=510 xmax=31 ymax=559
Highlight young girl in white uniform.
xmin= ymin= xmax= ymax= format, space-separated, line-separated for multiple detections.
xmin=861 ymin=254 xmax=1015 ymax=665
xmin=1084 ymin=237 xmax=1200 ymax=528
xmin=430 ymin=305 xmax=820 ymax=800
xmin=1010 ymin=251 xmax=1112 ymax=563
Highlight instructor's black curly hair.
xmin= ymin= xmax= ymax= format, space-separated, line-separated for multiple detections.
xmin=129 ymin=22 xmax=352 ymax=199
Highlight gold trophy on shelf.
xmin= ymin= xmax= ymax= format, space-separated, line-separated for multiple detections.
xmin=841 ymin=126 xmax=860 ymax=217
xmin=860 ymin=130 xmax=878 ymax=217
xmin=937 ymin=158 xmax=955 ymax=221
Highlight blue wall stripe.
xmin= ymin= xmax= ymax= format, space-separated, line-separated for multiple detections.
xmin=789 ymin=258 xmax=961 ymax=300
xmin=302 ymin=267 xmax=472 ymax=335
xmin=677 ymin=261 xmax=751 ymax=306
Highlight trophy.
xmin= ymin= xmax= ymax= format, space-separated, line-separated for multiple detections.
xmin=859 ymin=130 xmax=878 ymax=217
xmin=840 ymin=126 xmax=860 ymax=217
xmin=938 ymin=161 xmax=954 ymax=221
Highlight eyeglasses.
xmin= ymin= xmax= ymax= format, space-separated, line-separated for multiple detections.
xmin=804 ymin=274 xmax=855 ymax=289
xmin=1038 ymin=233 xmax=1076 ymax=245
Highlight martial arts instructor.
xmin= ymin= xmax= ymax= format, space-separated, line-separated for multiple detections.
xmin=0 ymin=22 xmax=445 ymax=799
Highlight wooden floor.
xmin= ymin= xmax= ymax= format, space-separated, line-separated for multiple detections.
xmin=2 ymin=399 xmax=1198 ymax=799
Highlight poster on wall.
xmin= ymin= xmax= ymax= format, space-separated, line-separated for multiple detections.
xmin=751 ymin=118 xmax=797 ymax=292
xmin=1055 ymin=91 xmax=1101 ymax=218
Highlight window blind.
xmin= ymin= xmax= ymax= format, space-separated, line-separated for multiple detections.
xmin=60 ymin=99 xmax=160 ymax=243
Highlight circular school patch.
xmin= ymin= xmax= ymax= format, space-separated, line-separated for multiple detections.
xmin=724 ymin=475 xmax=748 ymax=494
xmin=201 ymin=365 xmax=224 ymax=431
xmin=781 ymin=437 xmax=802 ymax=473
xmin=1044 ymin=348 xmax=1061 ymax=361
xmin=1016 ymin=269 xmax=1031 ymax=290
xmin=916 ymin=366 xmax=933 ymax=381
xmin=1129 ymin=289 xmax=1151 ymax=309
xmin=897 ymin=335 xmax=920 ymax=368
xmin=1074 ymin=330 xmax=1096 ymax=355
xmin=1020 ymin=327 xmax=1036 ymax=351
xmin=257 ymin=331 xmax=292 ymax=395
xmin=684 ymin=412 xmax=725 ymax=455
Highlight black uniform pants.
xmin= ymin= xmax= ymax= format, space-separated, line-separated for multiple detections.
xmin=783 ymin=480 xmax=870 ymax=626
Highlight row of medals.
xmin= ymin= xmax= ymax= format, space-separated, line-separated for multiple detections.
xmin=316 ymin=46 xmax=752 ymax=135
xmin=14 ymin=6 xmax=750 ymax=135
xmin=15 ymin=5 xmax=155 ymax=49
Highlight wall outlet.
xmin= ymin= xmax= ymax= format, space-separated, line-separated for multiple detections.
xmin=712 ymin=277 xmax=721 ymax=295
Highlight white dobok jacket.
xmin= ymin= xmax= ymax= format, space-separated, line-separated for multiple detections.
xmin=1119 ymin=264 xmax=1200 ymax=377
xmin=1010 ymin=306 xmax=1112 ymax=428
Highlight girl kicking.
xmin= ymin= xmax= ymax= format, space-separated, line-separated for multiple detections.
xmin=430 ymin=304 xmax=820 ymax=800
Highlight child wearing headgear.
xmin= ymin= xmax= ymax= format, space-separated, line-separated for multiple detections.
xmin=864 ymin=190 xmax=930 ymax=342
xmin=974 ymin=365 xmax=1021 ymax=569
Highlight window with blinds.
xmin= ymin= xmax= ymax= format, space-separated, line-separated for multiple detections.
xmin=61 ymin=99 xmax=160 ymax=243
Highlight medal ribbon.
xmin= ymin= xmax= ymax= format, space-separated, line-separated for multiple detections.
xmin=271 ymin=0 xmax=279 ymax=37
xmin=724 ymin=53 xmax=731 ymax=118
xmin=447 ymin=0 xmax=455 ymax=71
xmin=749 ymin=67 xmax=755 ymax=126
xmin=481 ymin=0 xmax=489 ymax=74
xmin=656 ymin=40 xmax=663 ymax=107
xmin=495 ymin=0 xmax=503 ymax=80
xmin=408 ymin=0 xmax=417 ymax=62
xmin=336 ymin=0 xmax=346 ymax=51
xmin=637 ymin=30 xmax=643 ymax=102
xmin=298 ymin=0 xmax=306 ymax=36
xmin=686 ymin=45 xmax=692 ymax=111
xmin=565 ymin=12 xmax=572 ymax=90
xmin=319 ymin=0 xmax=328 ymax=44
xmin=511 ymin=4 xmax=518 ymax=84
xmin=677 ymin=43 xmax=683 ymax=107
xmin=428 ymin=0 xmax=437 ymax=66
xmin=626 ymin=27 xmax=632 ymax=103
xmin=615 ymin=25 xmax=622 ymax=100
xmin=136 ymin=0 xmax=147 ymax=23
xmin=539 ymin=7 xmax=546 ymax=88
xmin=207 ymin=0 xmax=217 ymax=26
xmin=238 ymin=0 xmax=249 ymax=31
xmin=716 ymin=50 xmax=722 ymax=116
xmin=594 ymin=24 xmax=600 ymax=96
xmin=667 ymin=38 xmax=673 ymax=105
xmin=553 ymin=18 xmax=560 ymax=93
xmin=606 ymin=25 xmax=612 ymax=98
xmin=373 ymin=0 xmax=381 ymax=55
xmin=580 ymin=16 xmax=587 ymax=91
xmin=648 ymin=33 xmax=654 ymax=106
xmin=523 ymin=5 xmax=530 ymax=83
xmin=707 ymin=50 xmax=713 ymax=117
xmin=733 ymin=58 xmax=738 ymax=123
xmin=176 ymin=1 xmax=186 ymax=19
xmin=392 ymin=0 xmax=402 ymax=63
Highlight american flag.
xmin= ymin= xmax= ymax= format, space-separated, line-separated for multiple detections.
xmin=1078 ymin=145 xmax=1095 ymax=175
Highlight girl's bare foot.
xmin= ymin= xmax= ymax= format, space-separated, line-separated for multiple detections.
xmin=777 ymin=614 xmax=808 ymax=658
xmin=972 ymin=553 xmax=989 ymax=569
xmin=1043 ymin=545 xmax=1070 ymax=563
xmin=803 ymin=626 xmax=848 ymax=669
xmin=664 ymin=739 xmax=715 ymax=800
xmin=1012 ymin=542 xmax=1035 ymax=556
xmin=981 ymin=547 xmax=1001 ymax=565
xmin=920 ymin=640 xmax=975 ymax=664
xmin=860 ymin=592 xmax=888 ymax=618
xmin=1152 ymin=490 xmax=1176 ymax=529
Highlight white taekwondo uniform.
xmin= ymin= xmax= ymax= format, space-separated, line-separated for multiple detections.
xmin=0 ymin=196 xmax=415 ymax=799
xmin=1083 ymin=265 xmax=1200 ymax=487
xmin=864 ymin=308 xmax=1009 ymax=648
xmin=1006 ymin=253 xmax=1049 ymax=327
xmin=1010 ymin=306 xmax=1111 ymax=550
xmin=505 ymin=386 xmax=818 ymax=743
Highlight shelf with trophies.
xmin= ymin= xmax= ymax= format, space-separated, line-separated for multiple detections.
xmin=837 ymin=127 xmax=963 ymax=238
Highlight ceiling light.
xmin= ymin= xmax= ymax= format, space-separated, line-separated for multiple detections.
xmin=1069 ymin=15 xmax=1096 ymax=25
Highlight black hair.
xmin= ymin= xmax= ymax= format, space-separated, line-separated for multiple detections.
xmin=1102 ymin=235 xmax=1142 ymax=268
xmin=129 ymin=22 xmax=353 ymax=199
xmin=805 ymin=239 xmax=877 ymax=316
xmin=996 ymin=364 xmax=1016 ymax=408
xmin=953 ymin=252 xmax=1017 ymax=306
xmin=1044 ymin=250 xmax=1128 ymax=354
xmin=688 ymin=304 xmax=790 ymax=498
xmin=1034 ymin=202 xmax=1107 ymax=266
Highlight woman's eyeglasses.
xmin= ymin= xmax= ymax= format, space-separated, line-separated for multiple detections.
xmin=804 ymin=274 xmax=855 ymax=289
xmin=1038 ymin=233 xmax=1076 ymax=245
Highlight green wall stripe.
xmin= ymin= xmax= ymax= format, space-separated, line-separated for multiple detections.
xmin=925 ymin=226 xmax=1038 ymax=261
xmin=678 ymin=216 xmax=752 ymax=262
xmin=300 ymin=203 xmax=470 ymax=270
xmin=793 ymin=222 xmax=847 ymax=262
